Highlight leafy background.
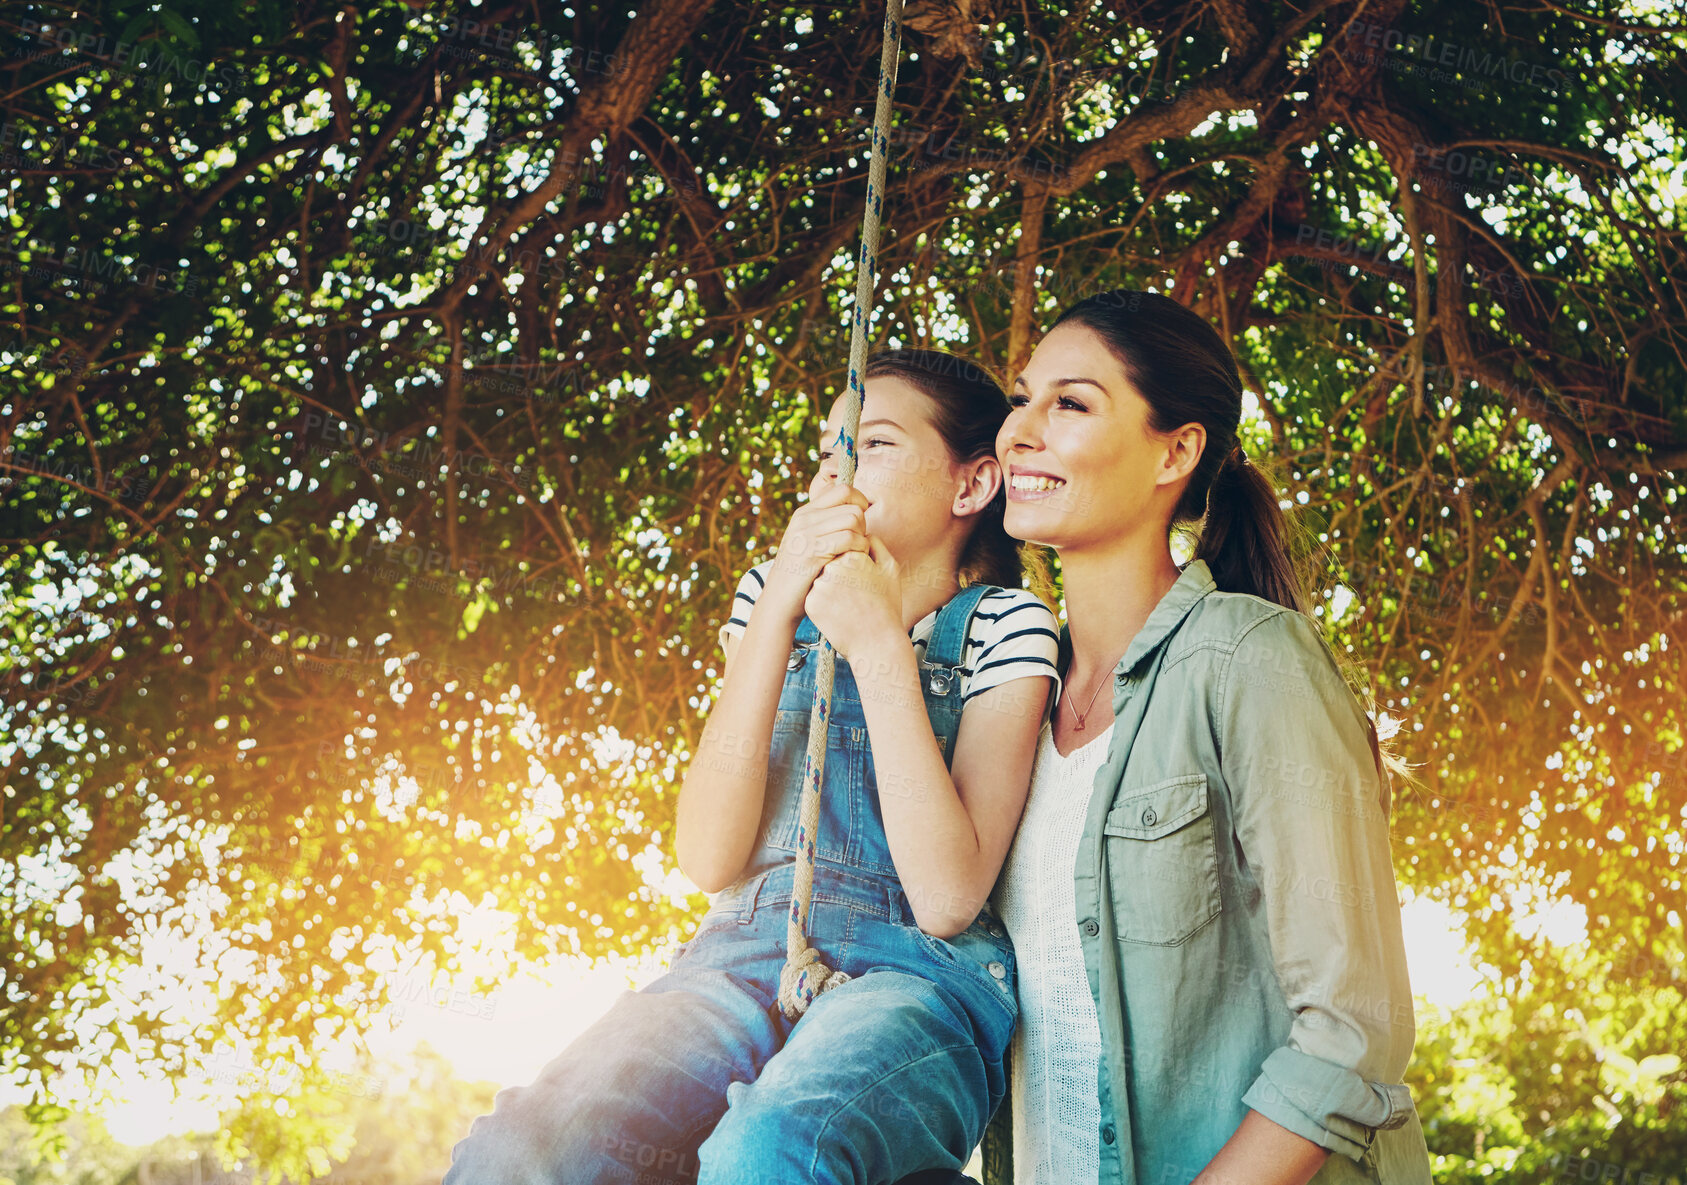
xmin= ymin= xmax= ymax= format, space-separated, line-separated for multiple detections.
xmin=1 ymin=0 xmax=1684 ymax=1179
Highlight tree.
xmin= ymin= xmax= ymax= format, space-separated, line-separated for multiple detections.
xmin=1408 ymin=941 xmax=1687 ymax=1181
xmin=0 ymin=1043 xmax=498 ymax=1184
xmin=3 ymin=0 xmax=1684 ymax=1162
xmin=0 ymin=1105 xmax=135 ymax=1184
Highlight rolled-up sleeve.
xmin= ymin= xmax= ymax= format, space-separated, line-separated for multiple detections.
xmin=1219 ymin=610 xmax=1421 ymax=1160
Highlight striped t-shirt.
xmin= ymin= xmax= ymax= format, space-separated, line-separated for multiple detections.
xmin=719 ymin=561 xmax=1062 ymax=704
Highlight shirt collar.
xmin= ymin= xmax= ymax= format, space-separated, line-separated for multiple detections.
xmin=1054 ymin=557 xmax=1219 ymax=681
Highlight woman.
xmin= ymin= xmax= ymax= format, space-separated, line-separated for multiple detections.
xmin=985 ymin=289 xmax=1433 ymax=1185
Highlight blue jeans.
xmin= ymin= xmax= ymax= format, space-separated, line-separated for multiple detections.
xmin=443 ymin=587 xmax=1016 ymax=1184
xmin=441 ymin=864 xmax=1015 ymax=1185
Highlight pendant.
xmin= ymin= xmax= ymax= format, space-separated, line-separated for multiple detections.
xmin=1074 ymin=717 xmax=1086 ymax=731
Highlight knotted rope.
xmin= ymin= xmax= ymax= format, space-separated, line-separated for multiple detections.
xmin=777 ymin=0 xmax=905 ymax=1022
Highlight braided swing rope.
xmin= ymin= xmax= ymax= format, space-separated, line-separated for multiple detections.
xmin=777 ymin=0 xmax=906 ymax=1022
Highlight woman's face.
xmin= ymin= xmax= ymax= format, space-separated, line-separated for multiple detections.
xmin=996 ymin=321 xmax=1202 ymax=550
xmin=813 ymin=375 xmax=986 ymax=561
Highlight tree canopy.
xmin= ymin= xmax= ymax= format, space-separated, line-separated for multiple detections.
xmin=3 ymin=0 xmax=1685 ymax=1169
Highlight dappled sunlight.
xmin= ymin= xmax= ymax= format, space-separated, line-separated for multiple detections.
xmin=3 ymin=0 xmax=1685 ymax=1179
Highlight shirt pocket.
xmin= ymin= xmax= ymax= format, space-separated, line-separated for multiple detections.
xmin=1102 ymin=773 xmax=1221 ymax=946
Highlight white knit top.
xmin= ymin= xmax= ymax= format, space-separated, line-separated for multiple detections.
xmin=994 ymin=718 xmax=1113 ymax=1185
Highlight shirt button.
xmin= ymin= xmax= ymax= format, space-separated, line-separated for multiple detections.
xmin=1081 ymin=918 xmax=1100 ymax=938
xmin=987 ymin=961 xmax=1006 ymax=979
xmin=1141 ymin=806 xmax=1157 ymax=827
xmin=1101 ymin=1124 xmax=1116 ymax=1145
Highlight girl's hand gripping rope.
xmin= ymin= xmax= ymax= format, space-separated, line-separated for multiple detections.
xmin=805 ymin=535 xmax=904 ymax=662
xmin=761 ymin=482 xmax=872 ymax=629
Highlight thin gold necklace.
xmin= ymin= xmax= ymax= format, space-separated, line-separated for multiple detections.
xmin=1064 ymin=657 xmax=1125 ymax=731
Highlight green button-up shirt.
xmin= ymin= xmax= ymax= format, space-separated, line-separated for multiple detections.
xmin=984 ymin=558 xmax=1432 ymax=1185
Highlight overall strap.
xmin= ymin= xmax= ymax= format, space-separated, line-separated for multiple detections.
xmin=924 ymin=582 xmax=994 ymax=674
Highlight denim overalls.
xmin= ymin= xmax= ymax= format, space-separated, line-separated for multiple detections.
xmin=443 ymin=584 xmax=1019 ymax=1185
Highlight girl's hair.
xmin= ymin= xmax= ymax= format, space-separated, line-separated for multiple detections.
xmin=863 ymin=348 xmax=1054 ymax=601
xmin=1049 ymin=289 xmax=1308 ymax=613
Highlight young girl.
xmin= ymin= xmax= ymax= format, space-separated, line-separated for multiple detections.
xmin=442 ymin=348 xmax=1059 ymax=1185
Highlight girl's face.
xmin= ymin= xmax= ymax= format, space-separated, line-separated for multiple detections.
xmin=813 ymin=375 xmax=989 ymax=562
xmin=996 ymin=321 xmax=1202 ymax=550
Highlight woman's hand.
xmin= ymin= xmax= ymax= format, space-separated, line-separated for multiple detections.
xmin=804 ymin=536 xmax=904 ymax=661
xmin=760 ymin=482 xmax=872 ymax=627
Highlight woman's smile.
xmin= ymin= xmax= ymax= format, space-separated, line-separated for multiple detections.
xmin=1006 ymin=466 xmax=1069 ymax=499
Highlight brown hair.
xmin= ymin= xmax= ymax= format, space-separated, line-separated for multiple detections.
xmin=1050 ymin=290 xmax=1308 ymax=611
xmin=1050 ymin=289 xmax=1413 ymax=786
xmin=863 ymin=348 xmax=1055 ymax=603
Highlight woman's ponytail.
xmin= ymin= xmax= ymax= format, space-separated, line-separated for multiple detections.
xmin=1193 ymin=446 xmax=1308 ymax=613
